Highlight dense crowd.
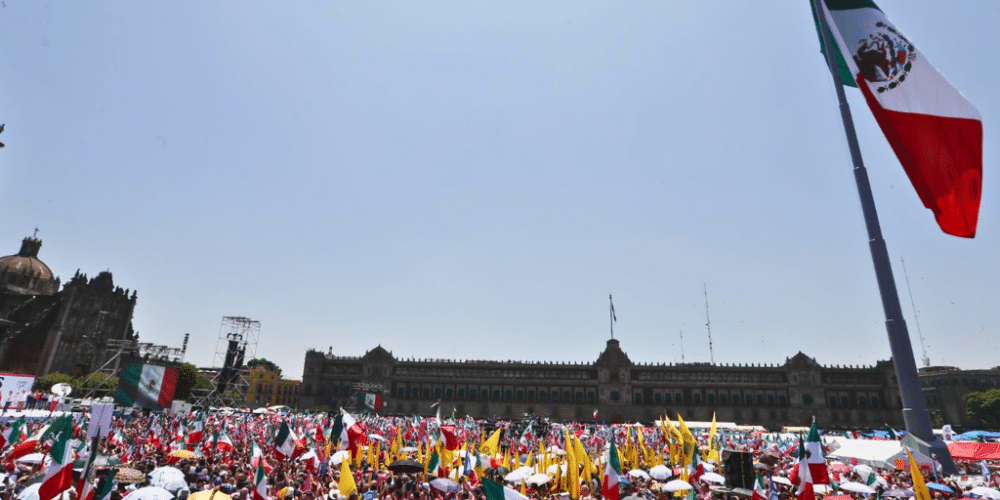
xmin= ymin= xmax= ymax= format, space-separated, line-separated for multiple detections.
xmin=0 ymin=410 xmax=996 ymax=500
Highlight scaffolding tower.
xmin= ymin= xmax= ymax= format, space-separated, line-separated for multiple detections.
xmin=193 ymin=316 xmax=260 ymax=408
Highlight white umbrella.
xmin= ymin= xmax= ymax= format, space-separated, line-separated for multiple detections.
xmin=527 ymin=473 xmax=551 ymax=486
xmin=400 ymin=446 xmax=418 ymax=453
xmin=505 ymin=466 xmax=534 ymax=484
xmin=548 ymin=446 xmax=567 ymax=456
xmin=662 ymin=480 xmax=693 ymax=492
xmin=813 ymin=485 xmax=833 ymax=494
xmin=649 ymin=465 xmax=672 ymax=481
xmin=702 ymin=463 xmax=717 ymax=472
xmin=700 ymin=472 xmax=725 ymax=484
xmin=839 ymin=482 xmax=877 ymax=494
xmin=771 ymin=477 xmax=792 ymax=486
xmin=429 ymin=478 xmax=459 ymax=493
xmin=149 ymin=467 xmax=187 ymax=493
xmin=329 ymin=450 xmax=351 ymax=466
xmin=628 ymin=470 xmax=650 ymax=480
xmin=854 ymin=465 xmax=875 ymax=478
xmin=368 ymin=434 xmax=386 ymax=442
xmin=969 ymin=487 xmax=1000 ymax=500
xmin=547 ymin=464 xmax=567 ymax=475
xmin=122 ymin=486 xmax=176 ymax=500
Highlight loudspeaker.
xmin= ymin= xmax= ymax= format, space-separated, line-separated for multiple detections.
xmin=723 ymin=451 xmax=755 ymax=489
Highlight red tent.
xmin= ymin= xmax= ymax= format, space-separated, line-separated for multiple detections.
xmin=947 ymin=442 xmax=1000 ymax=460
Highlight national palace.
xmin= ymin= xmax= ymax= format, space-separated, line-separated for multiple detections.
xmin=300 ymin=338 xmax=909 ymax=428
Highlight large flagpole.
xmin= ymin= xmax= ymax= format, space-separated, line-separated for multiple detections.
xmin=811 ymin=0 xmax=955 ymax=473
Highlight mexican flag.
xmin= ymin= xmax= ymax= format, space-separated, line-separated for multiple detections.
xmin=115 ymin=363 xmax=179 ymax=409
xmin=803 ymin=422 xmax=828 ymax=484
xmin=484 ymin=479 xmax=529 ymax=500
xmin=334 ymin=411 xmax=367 ymax=455
xmin=0 ymin=416 xmax=25 ymax=451
xmin=275 ymin=420 xmax=304 ymax=460
xmin=95 ymin=470 xmax=117 ymax=500
xmin=253 ymin=462 xmax=268 ymax=500
xmin=792 ymin=438 xmax=816 ymax=500
xmin=602 ymin=439 xmax=622 ymax=500
xmin=813 ymin=0 xmax=982 ymax=238
xmin=187 ymin=413 xmax=205 ymax=444
xmin=751 ymin=473 xmax=767 ymax=500
xmin=251 ymin=440 xmax=272 ymax=474
xmin=213 ymin=431 xmax=234 ymax=453
xmin=39 ymin=427 xmax=75 ymax=500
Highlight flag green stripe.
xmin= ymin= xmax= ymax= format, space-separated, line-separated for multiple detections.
xmin=823 ymin=0 xmax=880 ymax=11
xmin=810 ymin=0 xmax=859 ymax=87
xmin=114 ymin=363 xmax=143 ymax=407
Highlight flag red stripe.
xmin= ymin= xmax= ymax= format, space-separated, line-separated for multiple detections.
xmin=158 ymin=368 xmax=180 ymax=407
xmin=857 ymin=74 xmax=982 ymax=238
xmin=39 ymin=466 xmax=74 ymax=500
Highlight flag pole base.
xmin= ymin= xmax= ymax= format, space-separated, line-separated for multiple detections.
xmin=902 ymin=432 xmax=956 ymax=475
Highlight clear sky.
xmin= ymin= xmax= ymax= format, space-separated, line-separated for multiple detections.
xmin=2 ymin=0 xmax=998 ymax=379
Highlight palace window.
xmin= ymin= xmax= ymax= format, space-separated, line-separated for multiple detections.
xmin=528 ymin=391 xmax=535 ymax=401
xmin=757 ymin=394 xmax=764 ymax=405
xmin=516 ymin=391 xmax=524 ymax=401
xmin=539 ymin=391 xmax=548 ymax=401
xmin=746 ymin=394 xmax=754 ymax=405
xmin=397 ymin=387 xmax=405 ymax=398
xmin=564 ymin=390 xmax=572 ymax=400
xmin=707 ymin=393 xmax=715 ymax=404
xmin=331 ymin=386 xmax=339 ymax=396
xmin=493 ymin=390 xmax=501 ymax=400
xmin=803 ymin=394 xmax=814 ymax=404
xmin=719 ymin=393 xmax=727 ymax=404
xmin=458 ymin=389 xmax=465 ymax=399
xmin=505 ymin=390 xmax=513 ymax=400
xmin=858 ymin=396 xmax=867 ymax=408
xmin=446 ymin=389 xmax=453 ymax=399
xmin=676 ymin=393 xmax=683 ymax=404
xmin=779 ymin=395 xmax=787 ymax=405
xmin=423 ymin=388 xmax=431 ymax=398
xmin=767 ymin=395 xmax=775 ymax=406
xmin=841 ymin=396 xmax=850 ymax=407
xmin=411 ymin=388 xmax=418 ymax=398
xmin=655 ymin=393 xmax=662 ymax=404
xmin=664 ymin=393 xmax=672 ymax=403
xmin=481 ymin=389 xmax=488 ymax=399
xmin=435 ymin=388 xmax=442 ymax=398
xmin=634 ymin=393 xmax=642 ymax=404
xmin=575 ymin=392 xmax=583 ymax=402
xmin=693 ymin=393 xmax=701 ymax=404
xmin=610 ymin=391 xmax=620 ymax=401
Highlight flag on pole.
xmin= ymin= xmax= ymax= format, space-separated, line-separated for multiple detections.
xmin=95 ymin=470 xmax=117 ymax=500
xmin=812 ymin=0 xmax=983 ymax=238
xmin=906 ymin=448 xmax=932 ymax=500
xmin=253 ymin=462 xmax=268 ymax=500
xmin=275 ymin=420 xmax=303 ymax=460
xmin=609 ymin=295 xmax=617 ymax=322
xmin=338 ymin=457 xmax=357 ymax=497
xmin=39 ymin=426 xmax=75 ymax=500
xmin=602 ymin=438 xmax=622 ymax=500
xmin=751 ymin=473 xmax=767 ymax=500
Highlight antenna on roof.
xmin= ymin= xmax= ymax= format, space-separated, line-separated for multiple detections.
xmin=901 ymin=257 xmax=930 ymax=368
xmin=704 ymin=282 xmax=715 ymax=364
xmin=679 ymin=329 xmax=685 ymax=363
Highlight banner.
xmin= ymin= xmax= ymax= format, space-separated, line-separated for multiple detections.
xmin=114 ymin=363 xmax=179 ymax=409
xmin=0 ymin=373 xmax=36 ymax=410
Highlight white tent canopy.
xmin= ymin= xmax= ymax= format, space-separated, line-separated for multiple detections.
xmin=825 ymin=440 xmax=934 ymax=470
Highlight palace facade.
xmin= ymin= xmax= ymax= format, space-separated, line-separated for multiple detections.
xmin=301 ymin=338 xmax=906 ymax=429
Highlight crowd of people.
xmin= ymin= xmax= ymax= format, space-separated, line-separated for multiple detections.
xmin=0 ymin=409 xmax=996 ymax=500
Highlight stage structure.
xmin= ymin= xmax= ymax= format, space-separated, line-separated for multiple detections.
xmin=196 ymin=316 xmax=260 ymax=408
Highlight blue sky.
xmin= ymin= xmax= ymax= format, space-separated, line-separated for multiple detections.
xmin=2 ymin=0 xmax=998 ymax=379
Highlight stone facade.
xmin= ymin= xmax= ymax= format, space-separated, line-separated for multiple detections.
xmin=919 ymin=365 xmax=1000 ymax=428
xmin=0 ymin=236 xmax=137 ymax=376
xmin=246 ymin=366 xmax=301 ymax=408
xmin=300 ymin=338 xmax=906 ymax=429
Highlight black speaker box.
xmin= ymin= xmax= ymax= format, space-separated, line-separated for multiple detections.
xmin=723 ymin=451 xmax=755 ymax=489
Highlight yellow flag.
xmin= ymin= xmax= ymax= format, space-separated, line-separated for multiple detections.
xmin=565 ymin=430 xmax=579 ymax=499
xmin=339 ymin=456 xmax=357 ymax=497
xmin=707 ymin=412 xmax=720 ymax=463
xmin=906 ymin=448 xmax=932 ymax=500
xmin=572 ymin=435 xmax=592 ymax=487
xmin=481 ymin=427 xmax=502 ymax=456
xmin=677 ymin=414 xmax=696 ymax=466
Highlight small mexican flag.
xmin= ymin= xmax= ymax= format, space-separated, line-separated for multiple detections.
xmin=39 ymin=426 xmax=75 ymax=500
xmin=751 ymin=473 xmax=767 ymax=500
xmin=484 ymin=479 xmax=529 ymax=500
xmin=114 ymin=362 xmax=179 ymax=409
xmin=602 ymin=438 xmax=622 ymax=500
xmin=253 ymin=462 xmax=268 ymax=500
xmin=275 ymin=420 xmax=303 ymax=460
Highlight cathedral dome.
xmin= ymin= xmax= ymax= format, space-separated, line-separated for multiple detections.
xmin=0 ymin=237 xmax=59 ymax=295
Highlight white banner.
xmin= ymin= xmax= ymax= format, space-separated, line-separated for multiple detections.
xmin=0 ymin=373 xmax=36 ymax=410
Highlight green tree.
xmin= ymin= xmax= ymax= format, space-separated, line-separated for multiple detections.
xmin=33 ymin=372 xmax=76 ymax=392
xmin=247 ymin=358 xmax=282 ymax=377
xmin=74 ymin=372 xmax=120 ymax=396
xmin=174 ymin=362 xmax=202 ymax=402
xmin=965 ymin=388 xmax=1000 ymax=429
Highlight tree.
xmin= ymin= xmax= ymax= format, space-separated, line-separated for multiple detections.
xmin=965 ymin=388 xmax=1000 ymax=430
xmin=33 ymin=372 xmax=76 ymax=392
xmin=74 ymin=372 xmax=120 ymax=396
xmin=174 ymin=362 xmax=202 ymax=402
xmin=247 ymin=358 xmax=282 ymax=377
